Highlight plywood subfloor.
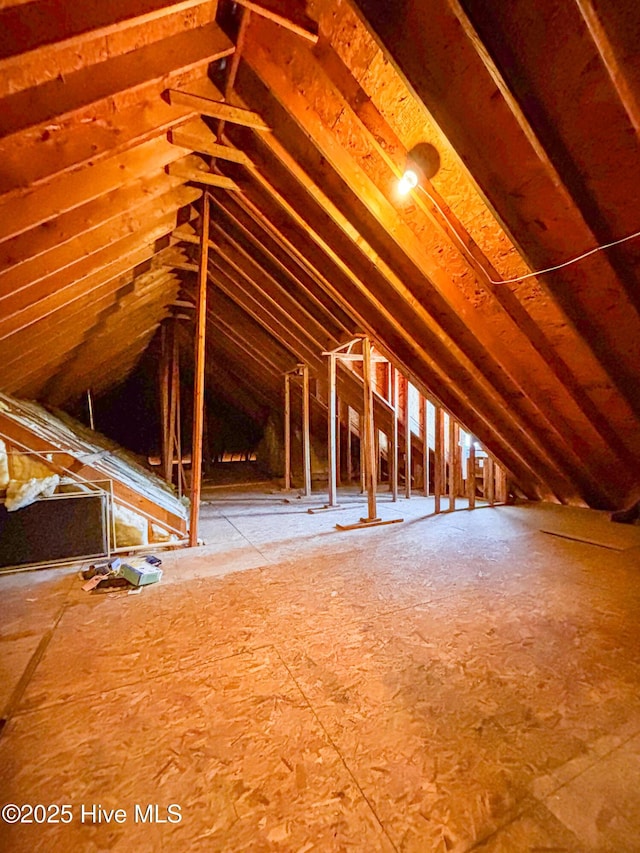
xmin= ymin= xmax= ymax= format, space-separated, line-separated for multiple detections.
xmin=1 ymin=490 xmax=640 ymax=852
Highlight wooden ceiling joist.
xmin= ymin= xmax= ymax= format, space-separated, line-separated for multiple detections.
xmin=168 ymin=87 xmax=271 ymax=130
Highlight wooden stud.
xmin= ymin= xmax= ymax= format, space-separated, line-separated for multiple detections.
xmin=302 ymin=364 xmax=311 ymax=497
xmin=189 ymin=192 xmax=210 ymax=547
xmin=159 ymin=323 xmax=170 ymax=482
xmin=404 ymin=375 xmax=411 ymax=499
xmin=169 ymin=89 xmax=270 ymax=130
xmin=434 ymin=405 xmax=443 ymax=514
xmin=361 ymin=337 xmax=378 ymax=522
xmin=448 ymin=415 xmax=456 ymax=511
xmin=422 ymin=397 xmax=430 ymax=496
xmin=327 ymin=354 xmax=338 ymax=507
xmin=487 ymin=457 xmax=496 ymax=506
xmin=336 ymin=397 xmax=342 ymax=487
xmin=468 ymin=441 xmax=477 ymax=509
xmin=346 ymin=405 xmax=353 ymax=484
xmin=284 ymin=372 xmax=291 ymax=491
xmin=390 ymin=366 xmax=399 ymax=502
xmin=166 ymin=323 xmax=177 ymax=484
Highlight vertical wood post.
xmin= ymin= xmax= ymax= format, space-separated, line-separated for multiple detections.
xmin=468 ymin=441 xmax=476 ymax=509
xmin=346 ymin=405 xmax=353 ymax=484
xmin=361 ymin=337 xmax=378 ymax=521
xmin=166 ymin=324 xmax=178 ymax=485
xmin=390 ymin=366 xmax=398 ymax=502
xmin=189 ymin=192 xmax=210 ymax=547
xmin=487 ymin=456 xmax=495 ymax=506
xmin=284 ymin=373 xmax=291 ymax=490
xmin=302 ymin=364 xmax=311 ymax=497
xmin=175 ymin=344 xmax=184 ymax=499
xmin=448 ymin=415 xmax=456 ymax=511
xmin=327 ymin=354 xmax=338 ymax=507
xmin=422 ymin=397 xmax=429 ymax=496
xmin=404 ymin=375 xmax=411 ymax=499
xmin=434 ymin=405 xmax=443 ymax=513
xmin=360 ymin=412 xmax=365 ymax=494
xmin=160 ymin=323 xmax=170 ymax=482
xmin=336 ymin=397 xmax=342 ymax=487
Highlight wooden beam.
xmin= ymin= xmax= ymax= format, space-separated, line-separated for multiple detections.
xmin=327 ymin=354 xmax=338 ymax=507
xmin=167 ymin=156 xmax=241 ymax=189
xmin=239 ymin=29 xmax=606 ymax=504
xmin=403 ymin=375 xmax=411 ymax=500
xmin=351 ymin=0 xmax=640 ymax=442
xmin=170 ymin=121 xmax=252 ymax=164
xmin=0 ymin=97 xmax=195 ymax=201
xmin=390 ymin=366 xmax=398 ymax=502
xmin=422 ymin=396 xmax=429 ymax=496
xmin=434 ymin=405 xmax=443 ymax=514
xmin=0 ymin=23 xmax=234 ymax=139
xmin=234 ymin=0 xmax=318 ymax=43
xmin=284 ymin=373 xmax=291 ymax=490
xmin=468 ymin=442 xmax=476 ymax=510
xmin=574 ymin=0 xmax=640 ymax=135
xmin=301 ymin=364 xmax=311 ymax=497
xmin=0 ymin=184 xmax=198 ymax=298
xmin=169 ymin=89 xmax=270 ymax=130
xmin=361 ymin=337 xmax=377 ymax=522
xmin=0 ymin=171 xmax=182 ymax=276
xmin=189 ymin=192 xmax=209 ymax=546
xmin=0 ymin=0 xmax=216 ymax=62
xmin=0 ymin=135 xmax=189 ymax=244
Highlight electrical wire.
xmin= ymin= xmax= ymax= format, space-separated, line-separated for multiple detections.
xmin=416 ymin=182 xmax=640 ymax=286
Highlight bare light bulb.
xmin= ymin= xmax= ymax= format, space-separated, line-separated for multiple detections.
xmin=397 ymin=168 xmax=419 ymax=196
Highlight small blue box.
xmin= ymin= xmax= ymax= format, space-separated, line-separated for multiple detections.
xmin=121 ymin=562 xmax=162 ymax=587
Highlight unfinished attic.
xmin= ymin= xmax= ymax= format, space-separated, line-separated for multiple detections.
xmin=1 ymin=0 xmax=640 ymax=850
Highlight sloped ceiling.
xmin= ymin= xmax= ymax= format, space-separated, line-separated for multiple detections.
xmin=1 ymin=0 xmax=639 ymax=510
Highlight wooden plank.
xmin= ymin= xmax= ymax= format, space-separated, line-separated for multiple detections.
xmin=434 ymin=405 xmax=443 ymax=514
xmin=170 ymin=121 xmax=252 ymax=164
xmin=351 ymin=0 xmax=640 ymax=439
xmin=487 ymin=457 xmax=495 ymax=506
xmin=284 ymin=373 xmax=291 ymax=490
xmin=361 ymin=337 xmax=377 ymax=522
xmin=235 ymin=0 xmax=318 ymax=43
xmin=167 ymin=158 xmax=241 ymax=189
xmin=169 ymin=88 xmax=270 ymax=130
xmin=0 ymin=136 xmax=189 ymax=244
xmin=468 ymin=441 xmax=476 ymax=509
xmin=0 ymin=184 xmax=198 ymax=297
xmin=0 ymin=221 xmax=184 ymax=343
xmin=207 ymin=204 xmax=342 ymax=344
xmin=0 ymin=170 xmax=182 ymax=275
xmin=0 ymin=1 xmax=218 ymax=99
xmin=336 ymin=517 xmax=403 ymax=531
xmin=189 ymin=192 xmax=210 ymax=546
xmin=390 ymin=367 xmax=398 ymax=501
xmin=575 ymin=0 xmax=640 ymax=135
xmin=0 ymin=0 xmax=215 ymax=61
xmin=160 ymin=324 xmax=171 ymax=483
xmin=327 ymin=354 xmax=338 ymax=507
xmin=240 ymin=18 xmax=622 ymax=506
xmin=1 ymin=23 xmax=233 ymax=142
xmin=0 ymin=97 xmax=195 ymax=200
xmin=301 ymin=364 xmax=311 ymax=497
xmin=422 ymin=396 xmax=429 ymax=496
xmin=448 ymin=414 xmax=456 ymax=512
xmin=346 ymin=405 xmax=353 ymax=484
xmin=404 ymin=375 xmax=411 ymax=500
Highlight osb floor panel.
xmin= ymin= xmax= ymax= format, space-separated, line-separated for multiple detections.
xmin=1 ymin=490 xmax=640 ymax=852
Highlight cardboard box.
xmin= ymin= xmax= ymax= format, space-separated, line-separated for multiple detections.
xmin=121 ymin=561 xmax=162 ymax=587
